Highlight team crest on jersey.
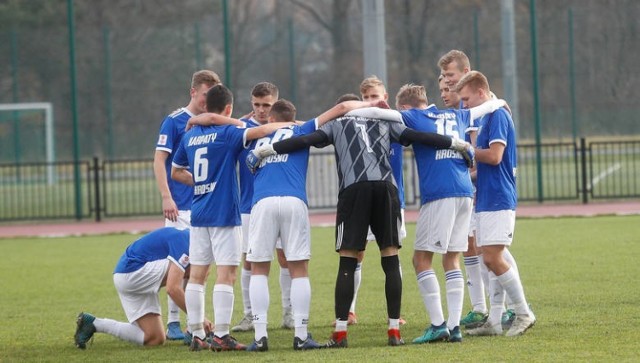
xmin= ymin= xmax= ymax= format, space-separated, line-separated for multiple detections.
xmin=158 ymin=134 xmax=168 ymax=146
xmin=178 ymin=253 xmax=189 ymax=268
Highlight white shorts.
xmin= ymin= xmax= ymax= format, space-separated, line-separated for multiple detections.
xmin=164 ymin=210 xmax=191 ymax=230
xmin=468 ymin=212 xmax=477 ymax=237
xmin=367 ymin=209 xmax=406 ymax=241
xmin=247 ymin=196 xmax=310 ymax=262
xmin=476 ymin=210 xmax=516 ymax=247
xmin=113 ymin=259 xmax=168 ymax=322
xmin=241 ymin=213 xmax=250 ymax=254
xmin=415 ymin=197 xmax=472 ymax=254
xmin=190 ymin=226 xmax=242 ymax=266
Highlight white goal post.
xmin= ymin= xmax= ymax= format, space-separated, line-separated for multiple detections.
xmin=0 ymin=102 xmax=55 ymax=184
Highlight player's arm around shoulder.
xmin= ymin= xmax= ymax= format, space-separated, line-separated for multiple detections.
xmin=345 ymin=103 xmax=403 ymax=123
xmin=186 ymin=113 xmax=245 ymax=131
xmin=316 ymin=100 xmax=382 ymax=126
xmin=468 ymin=99 xmax=506 ymax=120
xmin=246 ymin=122 xmax=294 ymax=140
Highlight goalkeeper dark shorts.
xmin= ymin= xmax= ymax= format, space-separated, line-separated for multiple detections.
xmin=334 ymin=181 xmax=402 ymax=252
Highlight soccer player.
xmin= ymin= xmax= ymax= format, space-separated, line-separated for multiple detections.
xmin=188 ymin=97 xmax=380 ymax=351
xmin=339 ymin=76 xmax=407 ymax=326
xmin=347 ymin=85 xmax=506 ymax=344
xmin=246 ymin=105 xmax=475 ymax=348
xmin=246 ymin=98 xmax=379 ymax=351
xmin=170 ymin=84 xmax=293 ymax=352
xmin=74 ymin=227 xmax=205 ymax=348
xmin=153 ymin=70 xmax=220 ymax=340
xmin=439 ymin=50 xmax=520 ymax=329
xmin=456 ymin=71 xmax=535 ymax=337
xmin=187 ymin=82 xmax=296 ymax=332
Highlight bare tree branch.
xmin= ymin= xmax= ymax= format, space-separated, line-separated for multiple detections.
xmin=289 ymin=0 xmax=331 ymax=31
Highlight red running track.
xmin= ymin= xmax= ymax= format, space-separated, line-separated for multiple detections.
xmin=1 ymin=201 xmax=639 ymax=239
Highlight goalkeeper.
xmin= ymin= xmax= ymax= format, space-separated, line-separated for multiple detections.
xmin=246 ymin=104 xmax=474 ymax=348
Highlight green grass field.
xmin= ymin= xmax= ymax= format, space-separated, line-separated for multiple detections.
xmin=2 ymin=216 xmax=639 ymax=362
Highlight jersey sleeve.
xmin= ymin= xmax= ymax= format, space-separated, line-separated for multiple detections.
xmin=227 ymin=125 xmax=251 ymax=150
xmin=156 ymin=117 xmax=176 ymax=153
xmin=389 ymin=121 xmax=410 ymax=145
xmin=318 ymin=121 xmax=335 ymax=144
xmin=488 ymin=109 xmax=511 ymax=146
xmin=399 ymin=110 xmax=418 ymax=129
xmin=346 ymin=107 xmax=403 ymax=123
xmin=167 ymin=229 xmax=190 ymax=271
xmin=297 ymin=118 xmax=319 ymax=135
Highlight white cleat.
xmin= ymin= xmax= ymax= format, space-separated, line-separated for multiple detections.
xmin=281 ymin=308 xmax=294 ymax=329
xmin=466 ymin=321 xmax=503 ymax=336
xmin=231 ymin=313 xmax=254 ymax=332
xmin=506 ymin=314 xmax=536 ymax=337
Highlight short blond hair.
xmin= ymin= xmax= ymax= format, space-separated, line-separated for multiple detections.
xmin=438 ymin=50 xmax=471 ymax=72
xmin=191 ymin=70 xmax=221 ymax=89
xmin=395 ymin=84 xmax=428 ymax=109
xmin=455 ymin=70 xmax=490 ymax=94
xmin=360 ymin=75 xmax=386 ymax=94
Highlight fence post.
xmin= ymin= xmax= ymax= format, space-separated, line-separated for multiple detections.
xmin=93 ymin=157 xmax=102 ymax=222
xmin=580 ymin=137 xmax=588 ymax=204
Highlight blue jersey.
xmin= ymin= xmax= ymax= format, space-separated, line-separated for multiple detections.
xmin=475 ymin=108 xmax=517 ymax=212
xmin=172 ymin=124 xmax=248 ymax=227
xmin=400 ymin=105 xmax=474 ymax=205
xmin=251 ymin=119 xmax=318 ymax=206
xmin=114 ymin=227 xmax=190 ymax=274
xmin=156 ymin=108 xmax=194 ymax=211
xmin=238 ymin=119 xmax=260 ymax=214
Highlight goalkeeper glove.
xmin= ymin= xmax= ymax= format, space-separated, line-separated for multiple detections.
xmin=449 ymin=138 xmax=475 ymax=168
xmin=246 ymin=144 xmax=277 ymax=173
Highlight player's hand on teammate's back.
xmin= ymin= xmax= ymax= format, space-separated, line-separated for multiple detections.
xmin=449 ymin=138 xmax=475 ymax=168
xmin=246 ymin=144 xmax=278 ymax=173
xmin=246 ymin=150 xmax=262 ymax=174
xmin=462 ymin=146 xmax=475 ymax=168
xmin=449 ymin=137 xmax=469 ymax=153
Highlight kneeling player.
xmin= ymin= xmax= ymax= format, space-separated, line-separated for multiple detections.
xmin=74 ymin=227 xmax=211 ymax=348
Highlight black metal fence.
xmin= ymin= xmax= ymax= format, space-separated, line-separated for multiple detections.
xmin=1 ymin=138 xmax=638 ymax=222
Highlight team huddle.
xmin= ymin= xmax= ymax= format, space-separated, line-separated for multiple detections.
xmin=74 ymin=49 xmax=535 ymax=352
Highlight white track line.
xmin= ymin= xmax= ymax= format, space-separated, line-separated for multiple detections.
xmin=588 ymin=162 xmax=621 ymax=190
